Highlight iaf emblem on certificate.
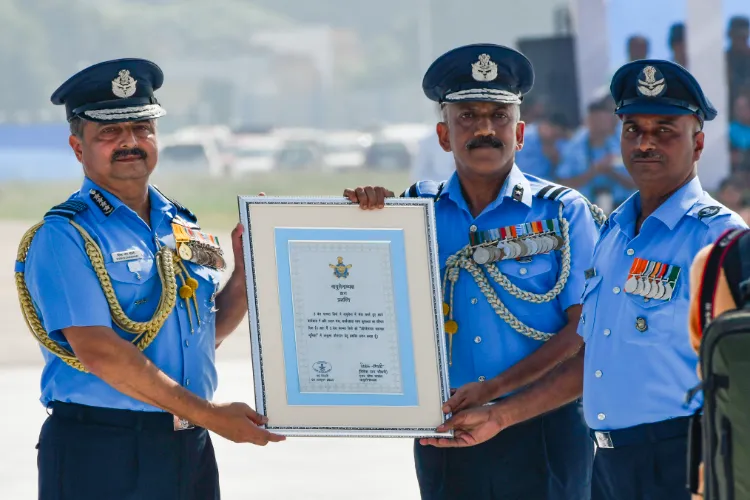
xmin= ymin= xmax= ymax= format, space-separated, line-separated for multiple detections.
xmin=329 ymin=256 xmax=352 ymax=279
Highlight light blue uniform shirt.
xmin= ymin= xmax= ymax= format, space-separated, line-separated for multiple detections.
xmin=413 ymin=165 xmax=599 ymax=389
xmin=22 ymin=177 xmax=221 ymax=412
xmin=556 ymin=127 xmax=635 ymax=207
xmin=579 ymin=177 xmax=747 ymax=430
xmin=514 ymin=123 xmax=568 ymax=179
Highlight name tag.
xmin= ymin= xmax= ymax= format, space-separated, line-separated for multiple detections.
xmin=111 ymin=248 xmax=144 ymax=263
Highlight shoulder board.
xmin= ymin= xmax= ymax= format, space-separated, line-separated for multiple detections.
xmin=687 ymin=201 xmax=733 ymax=225
xmin=152 ymin=185 xmax=198 ymax=225
xmin=532 ymin=180 xmax=608 ymax=226
xmin=400 ymin=180 xmax=446 ymax=200
xmin=43 ymin=200 xmax=88 ymax=220
xmin=532 ymin=181 xmax=584 ymax=205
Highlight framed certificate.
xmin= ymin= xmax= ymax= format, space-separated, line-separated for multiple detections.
xmin=237 ymin=196 xmax=451 ymax=438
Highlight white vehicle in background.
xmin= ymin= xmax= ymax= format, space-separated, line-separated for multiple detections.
xmin=320 ymin=130 xmax=372 ymax=171
xmin=157 ymin=125 xmax=231 ymax=177
xmin=365 ymin=123 xmax=432 ymax=171
xmin=271 ymin=127 xmax=323 ymax=171
xmin=223 ymin=134 xmax=282 ymax=177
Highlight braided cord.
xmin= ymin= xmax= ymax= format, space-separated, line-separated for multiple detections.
xmin=587 ymin=200 xmax=608 ymax=226
xmin=15 ymin=220 xmax=179 ymax=373
xmin=443 ymin=204 xmax=573 ymax=343
xmin=483 ymin=203 xmax=571 ymax=304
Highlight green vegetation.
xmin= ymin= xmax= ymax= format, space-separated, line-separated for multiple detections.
xmin=0 ymin=171 xmax=410 ymax=229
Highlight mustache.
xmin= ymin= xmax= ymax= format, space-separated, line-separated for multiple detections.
xmin=112 ymin=148 xmax=147 ymax=161
xmin=630 ymin=151 xmax=664 ymax=162
xmin=466 ymin=135 xmax=504 ymax=150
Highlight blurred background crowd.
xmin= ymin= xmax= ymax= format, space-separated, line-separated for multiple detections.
xmin=0 ymin=0 xmax=748 ymax=223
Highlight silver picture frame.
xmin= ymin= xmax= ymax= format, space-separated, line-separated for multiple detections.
xmin=237 ymin=195 xmax=451 ymax=438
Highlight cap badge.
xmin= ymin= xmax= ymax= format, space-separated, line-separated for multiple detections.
xmin=472 ymin=54 xmax=498 ymax=82
xmin=112 ymin=69 xmax=137 ymax=99
xmin=637 ymin=65 xmax=666 ymax=98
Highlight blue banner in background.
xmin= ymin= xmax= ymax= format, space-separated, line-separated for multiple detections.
xmin=0 ymin=124 xmax=81 ymax=181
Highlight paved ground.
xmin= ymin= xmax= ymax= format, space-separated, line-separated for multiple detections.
xmin=0 ymin=221 xmax=422 ymax=499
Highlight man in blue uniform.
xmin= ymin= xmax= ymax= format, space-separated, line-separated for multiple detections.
xmin=419 ymin=60 xmax=748 ymax=499
xmin=555 ymin=96 xmax=636 ymax=213
xmin=15 ymin=58 xmax=284 ymax=500
xmin=345 ymin=43 xmax=601 ymax=499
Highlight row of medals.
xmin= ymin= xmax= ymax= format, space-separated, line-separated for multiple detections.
xmin=473 ymin=231 xmax=564 ymax=264
xmin=624 ymin=272 xmax=676 ymax=301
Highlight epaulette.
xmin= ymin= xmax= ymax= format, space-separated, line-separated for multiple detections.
xmin=532 ymin=180 xmax=608 ymax=227
xmin=533 ymin=182 xmax=576 ymax=204
xmin=152 ymin=185 xmax=199 ymax=226
xmin=688 ymin=201 xmax=733 ymax=226
xmin=43 ymin=200 xmax=88 ymax=220
xmin=400 ymin=180 xmax=446 ymax=201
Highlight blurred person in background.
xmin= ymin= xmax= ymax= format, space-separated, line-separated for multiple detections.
xmin=716 ymin=175 xmax=750 ymax=224
xmin=555 ymin=97 xmax=636 ymax=213
xmin=519 ymin=92 xmax=550 ymax=125
xmin=627 ymin=35 xmax=650 ymax=62
xmin=727 ymin=16 xmax=750 ymax=121
xmin=515 ymin=111 xmax=572 ymax=179
xmin=730 ymin=90 xmax=750 ymax=172
xmin=16 ymin=58 xmax=284 ymax=500
xmin=669 ymin=23 xmax=688 ymax=68
xmin=412 ymin=104 xmax=458 ymax=182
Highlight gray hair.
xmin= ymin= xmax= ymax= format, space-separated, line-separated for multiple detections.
xmin=69 ymin=116 xmax=86 ymax=138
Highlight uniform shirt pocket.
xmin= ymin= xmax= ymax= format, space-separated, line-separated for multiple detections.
xmin=104 ymin=258 xmax=158 ymax=310
xmin=494 ymin=254 xmax=555 ymax=293
xmin=622 ymin=292 xmax=678 ymax=346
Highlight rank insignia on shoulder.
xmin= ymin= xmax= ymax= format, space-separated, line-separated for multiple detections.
xmin=171 ymin=223 xmax=226 ymax=270
xmin=623 ymin=257 xmax=680 ymax=301
xmin=697 ymin=206 xmax=721 ymax=220
xmin=89 ymin=189 xmax=114 ymax=216
xmin=471 ymin=219 xmax=563 ymax=264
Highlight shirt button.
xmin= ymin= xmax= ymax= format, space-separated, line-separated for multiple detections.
xmin=185 ymin=379 xmax=190 ymax=386
xmin=474 ymin=336 xmax=482 ymax=344
xmin=519 ymin=268 xmax=528 ymax=275
xmin=612 ymin=287 xmax=621 ymax=294
xmin=626 ymin=249 xmax=635 ymax=256
xmin=597 ymin=413 xmax=606 ymax=421
xmin=603 ymin=329 xmax=611 ymax=336
xmin=185 ymin=340 xmax=190 ymax=347
xmin=469 ymin=225 xmax=478 ymax=233
xmin=595 ymin=370 xmax=603 ymax=378
xmin=471 ymin=298 xmax=478 ymax=305
xmin=478 ymin=376 xmax=486 ymax=382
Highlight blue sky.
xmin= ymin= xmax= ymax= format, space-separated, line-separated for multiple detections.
xmin=607 ymin=0 xmax=750 ymax=71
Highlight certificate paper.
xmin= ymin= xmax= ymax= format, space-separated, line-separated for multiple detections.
xmin=289 ymin=241 xmax=403 ymax=395
xmin=238 ymin=197 xmax=451 ymax=438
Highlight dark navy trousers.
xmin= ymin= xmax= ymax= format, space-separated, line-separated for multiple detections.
xmin=37 ymin=402 xmax=220 ymax=500
xmin=591 ymin=417 xmax=691 ymax=500
xmin=414 ymin=400 xmax=594 ymax=500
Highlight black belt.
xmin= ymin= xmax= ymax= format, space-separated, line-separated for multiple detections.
xmin=590 ymin=416 xmax=690 ymax=449
xmin=49 ymin=401 xmax=199 ymax=432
